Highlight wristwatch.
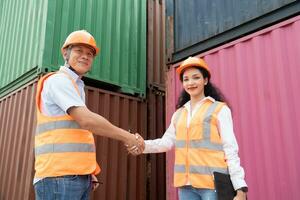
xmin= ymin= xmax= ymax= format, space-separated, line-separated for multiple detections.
xmin=237 ymin=187 xmax=248 ymax=193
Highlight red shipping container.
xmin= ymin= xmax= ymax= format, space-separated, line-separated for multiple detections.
xmin=166 ymin=16 xmax=300 ymax=200
xmin=0 ymin=80 xmax=147 ymax=200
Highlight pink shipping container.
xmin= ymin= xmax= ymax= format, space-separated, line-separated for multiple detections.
xmin=165 ymin=16 xmax=300 ymax=200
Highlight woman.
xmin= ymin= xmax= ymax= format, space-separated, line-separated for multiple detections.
xmin=130 ymin=56 xmax=248 ymax=200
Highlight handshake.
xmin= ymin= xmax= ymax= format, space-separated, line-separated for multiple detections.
xmin=125 ymin=133 xmax=145 ymax=156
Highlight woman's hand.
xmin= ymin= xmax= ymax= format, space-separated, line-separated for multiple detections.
xmin=233 ymin=190 xmax=247 ymax=200
xmin=126 ymin=133 xmax=145 ymax=155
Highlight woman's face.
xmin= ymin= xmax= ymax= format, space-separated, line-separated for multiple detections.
xmin=182 ymin=67 xmax=208 ymax=99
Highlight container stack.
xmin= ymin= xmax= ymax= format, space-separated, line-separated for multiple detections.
xmin=0 ymin=0 xmax=167 ymax=199
xmin=165 ymin=1 xmax=300 ymax=200
xmin=146 ymin=0 xmax=167 ymax=199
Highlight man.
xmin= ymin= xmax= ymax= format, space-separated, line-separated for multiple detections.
xmin=34 ymin=30 xmax=144 ymax=199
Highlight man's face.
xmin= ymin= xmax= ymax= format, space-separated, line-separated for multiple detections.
xmin=65 ymin=44 xmax=95 ymax=76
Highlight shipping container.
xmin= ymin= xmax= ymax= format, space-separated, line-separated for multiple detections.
xmin=146 ymin=88 xmax=166 ymax=200
xmin=166 ymin=0 xmax=300 ymax=62
xmin=0 ymin=80 xmax=37 ymax=200
xmin=147 ymin=0 xmax=166 ymax=88
xmin=0 ymin=0 xmax=146 ymax=98
xmin=165 ymin=69 xmax=178 ymax=200
xmin=0 ymin=0 xmax=47 ymax=98
xmin=146 ymin=1 xmax=167 ymax=199
xmin=0 ymin=80 xmax=148 ymax=200
xmin=165 ymin=16 xmax=300 ymax=200
xmin=85 ymin=86 xmax=147 ymax=200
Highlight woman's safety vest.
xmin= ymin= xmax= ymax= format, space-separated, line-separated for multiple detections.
xmin=34 ymin=72 xmax=100 ymax=178
xmin=174 ymin=100 xmax=228 ymax=189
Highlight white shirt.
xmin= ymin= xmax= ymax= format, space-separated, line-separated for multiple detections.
xmin=41 ymin=66 xmax=86 ymax=116
xmin=143 ymin=97 xmax=247 ymax=190
xmin=34 ymin=66 xmax=86 ymax=184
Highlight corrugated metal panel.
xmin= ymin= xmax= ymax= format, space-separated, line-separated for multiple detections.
xmin=42 ymin=0 xmax=147 ymax=97
xmin=85 ymin=87 xmax=147 ymax=200
xmin=174 ymin=0 xmax=296 ymax=51
xmin=146 ymin=88 xmax=166 ymax=200
xmin=173 ymin=0 xmax=296 ymax=51
xmin=166 ymin=16 xmax=300 ymax=200
xmin=0 ymin=79 xmax=37 ymax=200
xmin=147 ymin=1 xmax=167 ymax=198
xmin=146 ymin=1 xmax=167 ymax=198
xmin=167 ymin=0 xmax=300 ymax=62
xmin=165 ymin=69 xmax=178 ymax=200
xmin=0 ymin=0 xmax=47 ymax=96
xmin=0 ymin=0 xmax=146 ymax=98
xmin=0 ymin=80 xmax=147 ymax=200
xmin=147 ymin=0 xmax=166 ymax=87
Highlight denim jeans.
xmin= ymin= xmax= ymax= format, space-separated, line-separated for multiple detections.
xmin=34 ymin=175 xmax=91 ymax=200
xmin=178 ymin=185 xmax=217 ymax=200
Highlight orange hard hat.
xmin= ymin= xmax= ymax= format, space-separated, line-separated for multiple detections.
xmin=176 ymin=56 xmax=210 ymax=78
xmin=61 ymin=30 xmax=100 ymax=55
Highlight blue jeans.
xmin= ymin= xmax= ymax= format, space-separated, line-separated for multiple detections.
xmin=34 ymin=175 xmax=91 ymax=200
xmin=178 ymin=186 xmax=217 ymax=200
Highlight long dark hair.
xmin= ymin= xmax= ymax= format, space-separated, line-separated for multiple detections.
xmin=176 ymin=67 xmax=228 ymax=109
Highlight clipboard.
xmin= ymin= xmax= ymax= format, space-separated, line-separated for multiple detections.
xmin=213 ymin=172 xmax=236 ymax=200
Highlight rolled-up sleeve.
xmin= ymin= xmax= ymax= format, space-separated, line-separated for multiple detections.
xmin=45 ymin=74 xmax=86 ymax=113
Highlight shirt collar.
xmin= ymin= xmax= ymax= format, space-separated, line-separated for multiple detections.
xmin=59 ymin=66 xmax=82 ymax=83
xmin=183 ymin=96 xmax=215 ymax=110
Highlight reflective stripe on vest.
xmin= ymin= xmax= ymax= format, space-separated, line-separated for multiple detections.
xmin=36 ymin=120 xmax=82 ymax=135
xmin=174 ymin=100 xmax=227 ymax=189
xmin=35 ymin=143 xmax=95 ymax=155
xmin=34 ymin=72 xmax=100 ymax=178
xmin=175 ymin=140 xmax=223 ymax=150
xmin=202 ymin=101 xmax=219 ymax=139
xmin=174 ymin=164 xmax=228 ymax=175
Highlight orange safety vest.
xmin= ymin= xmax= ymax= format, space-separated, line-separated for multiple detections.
xmin=34 ymin=72 xmax=100 ymax=178
xmin=174 ymin=100 xmax=228 ymax=189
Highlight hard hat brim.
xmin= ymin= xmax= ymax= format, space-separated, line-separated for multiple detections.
xmin=61 ymin=43 xmax=100 ymax=56
xmin=176 ymin=63 xmax=211 ymax=78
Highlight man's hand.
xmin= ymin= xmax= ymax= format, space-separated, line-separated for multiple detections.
xmin=126 ymin=133 xmax=145 ymax=155
xmin=91 ymin=174 xmax=100 ymax=191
